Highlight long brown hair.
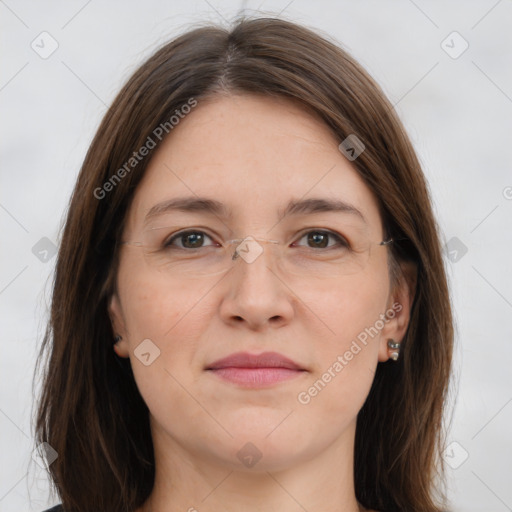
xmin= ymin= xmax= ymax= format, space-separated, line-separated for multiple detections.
xmin=34 ymin=16 xmax=453 ymax=512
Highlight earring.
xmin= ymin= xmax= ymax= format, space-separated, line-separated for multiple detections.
xmin=114 ymin=334 xmax=122 ymax=344
xmin=387 ymin=339 xmax=401 ymax=361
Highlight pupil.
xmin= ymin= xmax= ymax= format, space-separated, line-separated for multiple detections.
xmin=309 ymin=232 xmax=328 ymax=248
xmin=184 ymin=232 xmax=203 ymax=248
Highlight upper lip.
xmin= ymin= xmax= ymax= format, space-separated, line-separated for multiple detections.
xmin=206 ymin=351 xmax=305 ymax=371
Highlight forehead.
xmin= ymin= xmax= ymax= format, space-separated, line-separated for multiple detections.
xmin=125 ymin=94 xmax=383 ymax=235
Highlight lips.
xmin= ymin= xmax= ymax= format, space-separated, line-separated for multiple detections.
xmin=205 ymin=351 xmax=307 ymax=387
xmin=205 ymin=351 xmax=305 ymax=371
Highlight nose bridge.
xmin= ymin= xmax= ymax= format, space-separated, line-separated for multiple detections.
xmin=219 ymin=235 xmax=295 ymax=330
xmin=228 ymin=236 xmax=281 ymax=269
xmin=221 ymin=237 xmax=283 ymax=286
xmin=229 ymin=237 xmax=294 ymax=305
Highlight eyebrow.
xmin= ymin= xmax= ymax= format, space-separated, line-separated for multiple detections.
xmin=144 ymin=196 xmax=366 ymax=225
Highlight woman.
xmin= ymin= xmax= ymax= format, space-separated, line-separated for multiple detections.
xmin=35 ymin=16 xmax=453 ymax=512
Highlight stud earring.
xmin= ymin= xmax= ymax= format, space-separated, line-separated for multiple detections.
xmin=114 ymin=334 xmax=122 ymax=344
xmin=387 ymin=339 xmax=401 ymax=361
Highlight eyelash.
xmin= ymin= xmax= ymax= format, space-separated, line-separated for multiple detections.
xmin=164 ymin=229 xmax=350 ymax=250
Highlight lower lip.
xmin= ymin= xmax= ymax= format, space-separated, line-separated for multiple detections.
xmin=207 ymin=367 xmax=305 ymax=387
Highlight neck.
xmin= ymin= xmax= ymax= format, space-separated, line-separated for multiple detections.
xmin=141 ymin=417 xmax=365 ymax=512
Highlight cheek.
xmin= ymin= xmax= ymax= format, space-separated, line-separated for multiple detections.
xmin=118 ymin=250 xmax=210 ymax=342
xmin=317 ymin=266 xmax=390 ymax=349
xmin=116 ymin=259 xmax=203 ymax=374
xmin=117 ymin=275 xmax=210 ymax=432
xmin=301 ymin=270 xmax=390 ymax=412
xmin=115 ymin=270 xmax=232 ymax=452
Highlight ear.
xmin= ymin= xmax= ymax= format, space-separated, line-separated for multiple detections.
xmin=378 ymin=260 xmax=417 ymax=362
xmin=108 ymin=292 xmax=130 ymax=358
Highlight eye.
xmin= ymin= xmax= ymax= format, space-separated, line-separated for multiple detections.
xmin=165 ymin=230 xmax=217 ymax=249
xmin=294 ymin=230 xmax=349 ymax=250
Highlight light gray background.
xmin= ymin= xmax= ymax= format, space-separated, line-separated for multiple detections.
xmin=1 ymin=1 xmax=511 ymax=511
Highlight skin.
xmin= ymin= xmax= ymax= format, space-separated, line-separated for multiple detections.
xmin=109 ymin=93 xmax=414 ymax=512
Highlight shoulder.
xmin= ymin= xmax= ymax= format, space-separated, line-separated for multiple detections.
xmin=42 ymin=506 xmax=64 ymax=512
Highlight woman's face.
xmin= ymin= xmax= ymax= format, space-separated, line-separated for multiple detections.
xmin=109 ymin=93 xmax=411 ymax=472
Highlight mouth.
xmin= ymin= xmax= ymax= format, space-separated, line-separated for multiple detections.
xmin=205 ymin=351 xmax=307 ymax=388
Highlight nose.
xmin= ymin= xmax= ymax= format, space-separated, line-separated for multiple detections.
xmin=218 ymin=238 xmax=295 ymax=330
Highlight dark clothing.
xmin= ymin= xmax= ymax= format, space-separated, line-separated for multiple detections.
xmin=42 ymin=506 xmax=63 ymax=512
